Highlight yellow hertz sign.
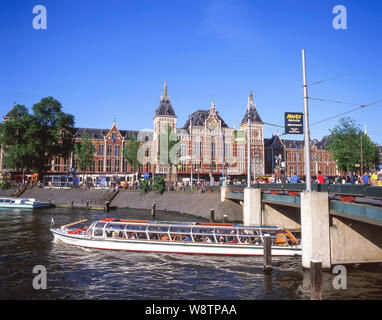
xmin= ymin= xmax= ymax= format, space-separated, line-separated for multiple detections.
xmin=285 ymin=112 xmax=303 ymax=134
xmin=286 ymin=113 xmax=302 ymax=120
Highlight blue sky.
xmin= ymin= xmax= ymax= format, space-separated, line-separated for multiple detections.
xmin=1 ymin=0 xmax=381 ymax=144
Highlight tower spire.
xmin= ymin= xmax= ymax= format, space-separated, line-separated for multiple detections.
xmin=210 ymin=98 xmax=216 ymax=114
xmin=164 ymin=81 xmax=167 ymax=96
xmin=249 ymin=90 xmax=253 ymax=103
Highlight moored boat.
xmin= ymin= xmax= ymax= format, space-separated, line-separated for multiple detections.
xmin=0 ymin=197 xmax=52 ymax=209
xmin=51 ymin=218 xmax=302 ymax=256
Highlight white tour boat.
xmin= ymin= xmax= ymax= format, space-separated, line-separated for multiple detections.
xmin=51 ymin=218 xmax=302 ymax=256
xmin=0 ymin=197 xmax=52 ymax=209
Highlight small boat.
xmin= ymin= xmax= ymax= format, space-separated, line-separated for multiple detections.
xmin=51 ymin=218 xmax=302 ymax=256
xmin=0 ymin=197 xmax=52 ymax=209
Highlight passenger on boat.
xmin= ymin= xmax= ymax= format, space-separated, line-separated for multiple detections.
xmin=218 ymin=236 xmax=226 ymax=244
xmin=205 ymin=236 xmax=212 ymax=243
xmin=183 ymin=235 xmax=192 ymax=242
xmin=276 ymin=232 xmax=287 ymax=245
xmin=127 ymin=232 xmax=136 ymax=239
xmin=161 ymin=235 xmax=169 ymax=241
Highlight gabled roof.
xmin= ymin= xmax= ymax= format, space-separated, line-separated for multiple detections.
xmin=281 ymin=136 xmax=330 ymax=150
xmin=74 ymin=128 xmax=143 ymax=140
xmin=182 ymin=109 xmax=229 ymax=131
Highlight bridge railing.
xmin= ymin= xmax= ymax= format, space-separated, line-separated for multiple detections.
xmin=206 ymin=184 xmax=382 ymax=199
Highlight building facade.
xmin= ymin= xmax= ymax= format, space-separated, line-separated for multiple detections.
xmin=1 ymin=83 xmax=339 ymax=183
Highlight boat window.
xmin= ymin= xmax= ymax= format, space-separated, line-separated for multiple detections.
xmin=4 ymin=199 xmax=11 ymax=203
xmin=126 ymin=231 xmax=148 ymax=240
xmin=191 ymin=227 xmax=214 ymax=235
xmin=0 ymin=199 xmax=3 ymax=203
xmin=95 ymin=222 xmax=106 ymax=229
xmin=105 ymin=229 xmax=126 ymax=239
xmin=237 ymin=228 xmax=260 ymax=236
xmin=169 ymin=226 xmax=192 ymax=234
xmin=148 ymin=225 xmax=169 ymax=233
xmin=214 ymin=228 xmax=236 ymax=236
xmin=125 ymin=224 xmax=147 ymax=232
xmin=106 ymin=223 xmax=126 ymax=231
xmin=93 ymin=229 xmax=104 ymax=237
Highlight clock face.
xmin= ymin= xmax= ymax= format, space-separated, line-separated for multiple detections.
xmin=209 ymin=121 xmax=216 ymax=129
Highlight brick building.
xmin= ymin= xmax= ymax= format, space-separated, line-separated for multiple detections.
xmin=1 ymin=83 xmax=339 ymax=184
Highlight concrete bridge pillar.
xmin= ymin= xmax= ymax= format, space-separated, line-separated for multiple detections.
xmin=221 ymin=185 xmax=228 ymax=202
xmin=301 ymin=191 xmax=331 ymax=270
xmin=243 ymin=188 xmax=262 ymax=226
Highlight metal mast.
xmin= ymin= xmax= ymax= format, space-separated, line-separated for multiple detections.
xmin=247 ymin=97 xmax=251 ymax=188
xmin=302 ymin=49 xmax=312 ymax=191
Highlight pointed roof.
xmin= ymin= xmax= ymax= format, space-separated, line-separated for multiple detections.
xmin=241 ymin=91 xmax=262 ymax=124
xmin=183 ymin=109 xmax=229 ymax=131
xmin=154 ymin=81 xmax=176 ymax=118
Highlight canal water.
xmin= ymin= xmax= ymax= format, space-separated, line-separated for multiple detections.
xmin=0 ymin=207 xmax=381 ymax=300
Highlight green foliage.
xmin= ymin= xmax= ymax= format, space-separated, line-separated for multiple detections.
xmin=0 ymin=97 xmax=75 ymax=176
xmin=123 ymin=136 xmax=140 ymax=173
xmin=0 ymin=104 xmax=34 ymax=172
xmin=74 ymin=132 xmax=95 ymax=171
xmin=152 ymin=176 xmax=165 ymax=194
xmin=327 ymin=117 xmax=379 ymax=172
xmin=0 ymin=180 xmax=13 ymax=190
xmin=140 ymin=179 xmax=150 ymax=194
xmin=159 ymin=123 xmax=180 ymax=182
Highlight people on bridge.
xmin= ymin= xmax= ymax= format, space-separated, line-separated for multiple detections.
xmin=361 ymin=172 xmax=370 ymax=185
xmin=317 ymin=171 xmax=325 ymax=184
xmin=291 ymin=172 xmax=299 ymax=184
xmin=371 ymin=171 xmax=379 ymax=186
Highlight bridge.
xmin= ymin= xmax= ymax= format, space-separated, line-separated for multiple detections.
xmin=207 ymin=183 xmax=382 ymax=270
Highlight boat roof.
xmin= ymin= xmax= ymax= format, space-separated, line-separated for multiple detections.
xmin=93 ymin=218 xmax=283 ymax=230
xmin=0 ymin=197 xmax=36 ymax=201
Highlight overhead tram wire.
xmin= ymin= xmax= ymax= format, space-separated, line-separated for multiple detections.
xmin=308 ymin=63 xmax=382 ymax=86
xmin=309 ymin=98 xmax=382 ymax=127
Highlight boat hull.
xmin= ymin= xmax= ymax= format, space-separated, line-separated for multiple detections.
xmin=52 ymin=230 xmax=302 ymax=256
xmin=0 ymin=202 xmax=51 ymax=209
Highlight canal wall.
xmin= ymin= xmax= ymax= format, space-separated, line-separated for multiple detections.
xmin=112 ymin=191 xmax=243 ymax=222
xmin=6 ymin=188 xmax=243 ymax=222
xmin=21 ymin=188 xmax=110 ymax=205
xmin=0 ymin=188 xmax=18 ymax=197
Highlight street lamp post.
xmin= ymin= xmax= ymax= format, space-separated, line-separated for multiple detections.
xmin=112 ymin=136 xmax=117 ymax=184
xmin=253 ymin=152 xmax=260 ymax=183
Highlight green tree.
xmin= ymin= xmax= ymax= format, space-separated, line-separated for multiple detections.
xmin=159 ymin=123 xmax=180 ymax=182
xmin=152 ymin=175 xmax=165 ymax=194
xmin=0 ymin=104 xmax=34 ymax=182
xmin=0 ymin=97 xmax=75 ymax=178
xmin=123 ymin=135 xmax=140 ymax=173
xmin=74 ymin=132 xmax=95 ymax=171
xmin=327 ymin=117 xmax=379 ymax=173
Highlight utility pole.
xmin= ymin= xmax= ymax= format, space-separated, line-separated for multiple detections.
xmin=360 ymin=131 xmax=363 ymax=175
xmin=189 ymin=115 xmax=193 ymax=187
xmin=247 ymin=98 xmax=251 ymax=188
xmin=222 ymin=132 xmax=225 ymax=184
xmin=302 ymin=49 xmax=312 ymax=191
